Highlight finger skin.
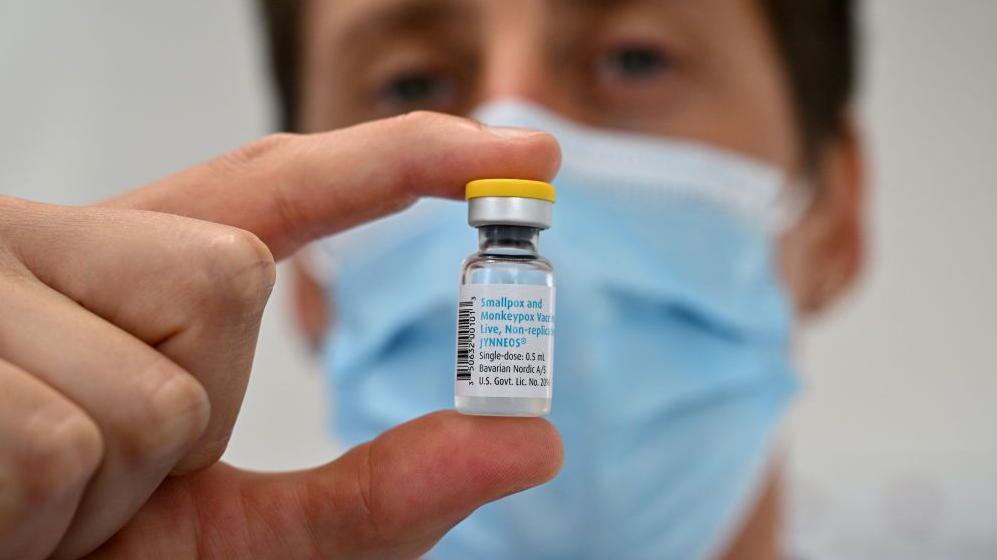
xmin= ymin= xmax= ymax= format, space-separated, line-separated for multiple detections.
xmin=89 ymin=411 xmax=564 ymax=559
xmin=0 ymin=359 xmax=103 ymax=560
xmin=0 ymin=277 xmax=210 ymax=559
xmin=3 ymin=198 xmax=274 ymax=472
xmin=107 ymin=111 xmax=561 ymax=259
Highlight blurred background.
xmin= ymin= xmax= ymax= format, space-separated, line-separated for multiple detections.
xmin=1 ymin=1 xmax=994 ymax=558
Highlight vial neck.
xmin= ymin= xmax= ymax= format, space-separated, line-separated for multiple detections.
xmin=477 ymin=225 xmax=540 ymax=256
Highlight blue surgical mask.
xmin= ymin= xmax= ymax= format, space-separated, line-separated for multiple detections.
xmin=318 ymin=101 xmax=802 ymax=559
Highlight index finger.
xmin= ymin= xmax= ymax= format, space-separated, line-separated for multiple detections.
xmin=107 ymin=112 xmax=560 ymax=259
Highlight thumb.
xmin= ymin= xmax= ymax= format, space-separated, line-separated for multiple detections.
xmin=288 ymin=411 xmax=563 ymax=558
xmin=92 ymin=411 xmax=563 ymax=559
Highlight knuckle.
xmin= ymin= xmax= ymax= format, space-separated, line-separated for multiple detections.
xmin=0 ymin=255 xmax=33 ymax=288
xmin=171 ymin=430 xmax=230 ymax=474
xmin=124 ymin=363 xmax=210 ymax=462
xmin=14 ymin=408 xmax=103 ymax=502
xmin=355 ymin=443 xmax=390 ymax=544
xmin=216 ymin=132 xmax=297 ymax=172
xmin=349 ymin=438 xmax=409 ymax=547
xmin=392 ymin=110 xmax=468 ymax=134
xmin=199 ymin=227 xmax=277 ymax=309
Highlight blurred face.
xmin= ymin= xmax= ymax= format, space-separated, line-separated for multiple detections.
xmin=297 ymin=0 xmax=863 ymax=313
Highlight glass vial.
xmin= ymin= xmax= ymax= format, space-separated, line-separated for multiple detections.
xmin=455 ymin=179 xmax=556 ymax=416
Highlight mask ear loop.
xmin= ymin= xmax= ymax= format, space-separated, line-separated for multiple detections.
xmin=299 ymin=241 xmax=339 ymax=285
xmin=767 ymin=178 xmax=816 ymax=236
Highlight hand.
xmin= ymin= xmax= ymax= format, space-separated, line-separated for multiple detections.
xmin=0 ymin=112 xmax=562 ymax=559
xmin=92 ymin=411 xmax=560 ymax=559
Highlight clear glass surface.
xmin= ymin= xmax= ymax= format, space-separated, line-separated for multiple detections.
xmin=456 ymin=226 xmax=554 ymax=416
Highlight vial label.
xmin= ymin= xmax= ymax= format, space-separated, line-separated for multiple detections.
xmin=455 ymin=284 xmax=555 ymax=399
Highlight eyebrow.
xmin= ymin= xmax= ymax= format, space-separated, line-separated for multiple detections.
xmin=552 ymin=0 xmax=657 ymax=11
xmin=337 ymin=0 xmax=477 ymax=50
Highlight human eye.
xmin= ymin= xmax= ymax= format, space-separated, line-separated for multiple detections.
xmin=595 ymin=42 xmax=673 ymax=86
xmin=554 ymin=8 xmax=691 ymax=127
xmin=374 ymin=68 xmax=456 ymax=112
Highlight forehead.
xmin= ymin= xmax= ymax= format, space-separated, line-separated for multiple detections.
xmin=307 ymin=0 xmax=749 ymax=43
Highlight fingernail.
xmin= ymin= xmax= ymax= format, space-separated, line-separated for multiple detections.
xmin=488 ymin=126 xmax=541 ymax=139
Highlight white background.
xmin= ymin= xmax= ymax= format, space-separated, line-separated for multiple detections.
xmin=1 ymin=1 xmax=994 ymax=557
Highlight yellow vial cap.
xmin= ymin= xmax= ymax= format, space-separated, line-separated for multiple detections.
xmin=465 ymin=179 xmax=556 ymax=203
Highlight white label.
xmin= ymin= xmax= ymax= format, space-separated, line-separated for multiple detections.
xmin=455 ymin=284 xmax=555 ymax=399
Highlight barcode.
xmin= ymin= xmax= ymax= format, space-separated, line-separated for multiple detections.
xmin=456 ymin=299 xmax=475 ymax=381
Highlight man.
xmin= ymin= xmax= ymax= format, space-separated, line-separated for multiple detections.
xmin=267 ymin=0 xmax=864 ymax=558
xmin=0 ymin=1 xmax=861 ymax=558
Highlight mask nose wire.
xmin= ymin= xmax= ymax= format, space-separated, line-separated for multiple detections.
xmin=473 ymin=99 xmax=805 ymax=237
xmin=470 ymin=98 xmax=552 ymax=127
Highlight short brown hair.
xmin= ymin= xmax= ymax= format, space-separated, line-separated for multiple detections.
xmin=257 ymin=0 xmax=303 ymax=132
xmin=760 ymin=0 xmax=858 ymax=169
xmin=255 ymin=0 xmax=857 ymax=169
